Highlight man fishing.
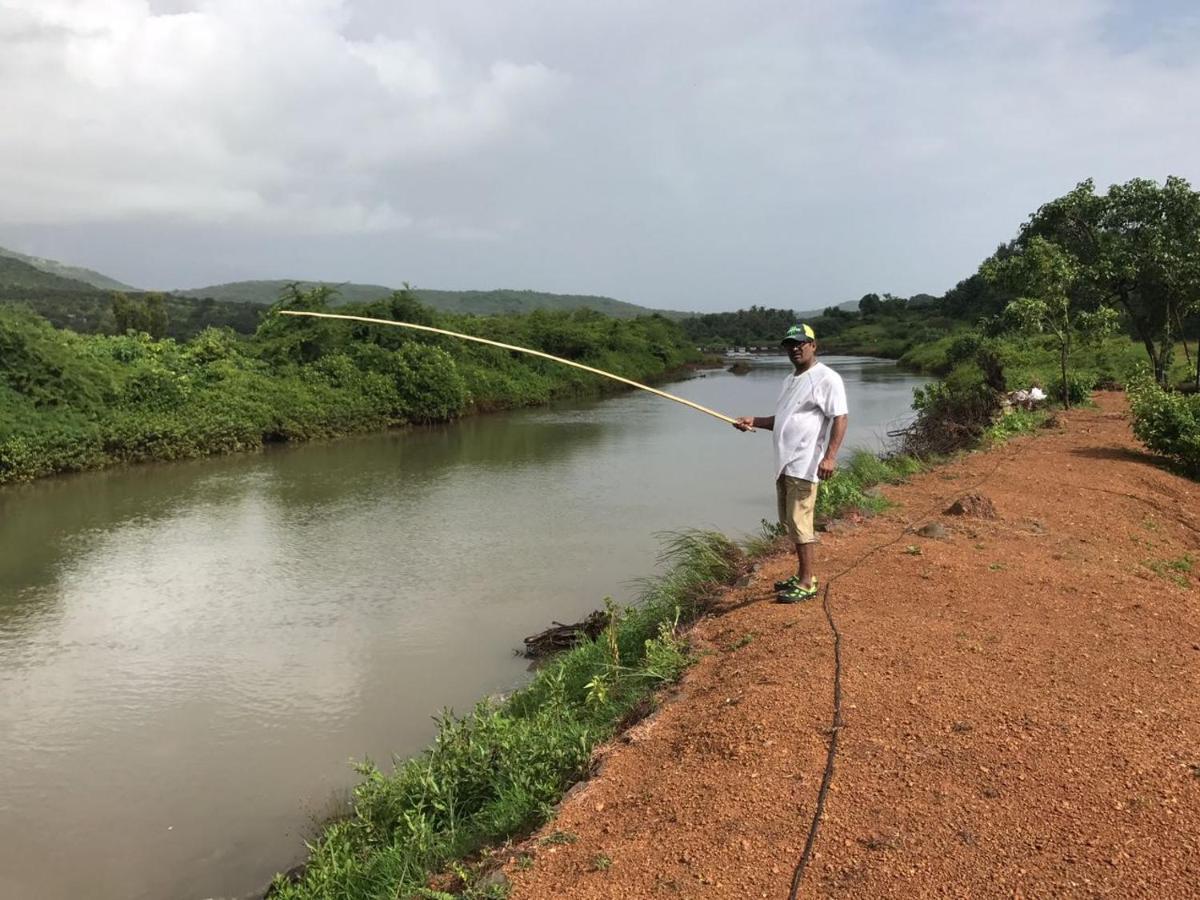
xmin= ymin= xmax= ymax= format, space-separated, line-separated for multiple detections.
xmin=733 ymin=324 xmax=849 ymax=603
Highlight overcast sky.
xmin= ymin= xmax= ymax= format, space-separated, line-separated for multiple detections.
xmin=2 ymin=0 xmax=1198 ymax=311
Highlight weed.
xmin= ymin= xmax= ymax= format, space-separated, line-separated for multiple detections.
xmin=904 ymin=545 xmax=922 ymax=556
xmin=540 ymin=831 xmax=577 ymax=847
xmin=1142 ymin=555 xmax=1194 ymax=587
xmin=988 ymin=563 xmax=1005 ymax=571
xmin=747 ymin=518 xmax=788 ymax=554
xmin=1167 ymin=555 xmax=1194 ymax=573
xmin=985 ymin=409 xmax=1048 ymax=444
xmin=592 ymin=853 xmax=612 ymax=871
xmin=728 ymin=632 xmax=756 ymax=651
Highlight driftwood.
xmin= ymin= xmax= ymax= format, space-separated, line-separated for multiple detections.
xmin=522 ymin=609 xmax=610 ymax=658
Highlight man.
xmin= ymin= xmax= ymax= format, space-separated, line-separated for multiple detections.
xmin=733 ymin=324 xmax=849 ymax=603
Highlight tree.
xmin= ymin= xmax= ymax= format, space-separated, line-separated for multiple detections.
xmin=1017 ymin=176 xmax=1200 ymax=384
xmin=858 ymin=293 xmax=882 ymax=315
xmin=254 ymin=283 xmax=340 ymax=364
xmin=983 ymin=237 xmax=1118 ymax=407
xmin=111 ymin=291 xmax=168 ymax=339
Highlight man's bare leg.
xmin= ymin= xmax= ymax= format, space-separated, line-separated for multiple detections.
xmin=795 ymin=542 xmax=815 ymax=588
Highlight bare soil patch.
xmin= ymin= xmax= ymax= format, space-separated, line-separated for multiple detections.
xmin=506 ymin=393 xmax=1200 ymax=898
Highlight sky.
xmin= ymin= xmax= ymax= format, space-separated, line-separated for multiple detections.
xmin=1 ymin=0 xmax=1198 ymax=312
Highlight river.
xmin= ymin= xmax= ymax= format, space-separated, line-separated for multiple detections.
xmin=0 ymin=356 xmax=928 ymax=900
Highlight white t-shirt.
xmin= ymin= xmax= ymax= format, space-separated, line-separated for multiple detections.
xmin=772 ymin=362 xmax=848 ymax=481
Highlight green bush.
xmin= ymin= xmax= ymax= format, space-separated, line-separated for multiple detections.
xmin=392 ymin=343 xmax=469 ymax=423
xmin=1047 ymin=370 xmax=1095 ymax=406
xmin=1127 ymin=374 xmax=1200 ymax=477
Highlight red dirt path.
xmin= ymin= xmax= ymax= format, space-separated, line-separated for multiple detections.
xmin=506 ymin=393 xmax=1199 ymax=899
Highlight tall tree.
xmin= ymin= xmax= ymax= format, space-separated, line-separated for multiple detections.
xmin=983 ymin=237 xmax=1118 ymax=407
xmin=1017 ymin=176 xmax=1200 ymax=384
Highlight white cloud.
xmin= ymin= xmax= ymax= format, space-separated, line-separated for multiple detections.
xmin=1 ymin=1 xmax=1198 ymax=305
xmin=0 ymin=0 xmax=565 ymax=231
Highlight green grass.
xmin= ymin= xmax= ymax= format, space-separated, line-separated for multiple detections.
xmin=900 ymin=333 xmax=1196 ymax=388
xmin=814 ymin=450 xmax=925 ymax=521
xmin=1142 ymin=554 xmax=1194 ymax=587
xmin=984 ymin=408 xmax=1050 ymax=444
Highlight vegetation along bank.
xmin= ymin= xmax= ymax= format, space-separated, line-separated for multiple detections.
xmin=0 ymin=286 xmax=698 ymax=485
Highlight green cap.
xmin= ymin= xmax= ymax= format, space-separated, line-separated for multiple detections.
xmin=781 ymin=323 xmax=816 ymax=345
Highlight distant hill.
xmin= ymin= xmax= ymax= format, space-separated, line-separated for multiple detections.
xmin=411 ymin=288 xmax=687 ymax=319
xmin=175 ymin=280 xmax=688 ymax=319
xmin=0 ymin=256 xmax=264 ymax=338
xmin=0 ymin=245 xmax=137 ymax=291
xmin=173 ymin=280 xmax=396 ymax=305
xmin=0 ymin=255 xmax=99 ymax=293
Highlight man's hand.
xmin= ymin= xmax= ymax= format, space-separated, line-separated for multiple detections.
xmin=732 ymin=416 xmax=756 ymax=432
xmin=817 ymin=456 xmax=837 ymax=480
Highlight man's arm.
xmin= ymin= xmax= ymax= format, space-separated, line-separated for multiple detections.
xmin=732 ymin=415 xmax=775 ymax=432
xmin=816 ymin=414 xmax=848 ymax=479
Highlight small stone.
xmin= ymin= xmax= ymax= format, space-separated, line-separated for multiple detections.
xmin=476 ymin=869 xmax=510 ymax=891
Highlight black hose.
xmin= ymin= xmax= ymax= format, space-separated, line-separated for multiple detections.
xmin=786 ymin=452 xmax=1009 ymax=897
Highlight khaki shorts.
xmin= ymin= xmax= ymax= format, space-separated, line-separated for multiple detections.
xmin=776 ymin=474 xmax=818 ymax=545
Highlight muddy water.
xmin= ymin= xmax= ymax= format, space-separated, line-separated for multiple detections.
xmin=0 ymin=356 xmax=927 ymax=899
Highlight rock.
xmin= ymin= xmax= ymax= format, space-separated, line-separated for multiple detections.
xmin=945 ymin=494 xmax=997 ymax=519
xmin=476 ymin=868 xmax=511 ymax=891
xmin=915 ymin=522 xmax=948 ymax=539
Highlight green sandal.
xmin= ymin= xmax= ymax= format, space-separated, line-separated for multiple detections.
xmin=775 ymin=578 xmax=818 ymax=604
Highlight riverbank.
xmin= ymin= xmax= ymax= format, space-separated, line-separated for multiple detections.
xmin=0 ymin=299 xmax=698 ymax=486
xmin=257 ymin=446 xmax=926 ymax=900
xmin=505 ymin=392 xmax=1199 ymax=898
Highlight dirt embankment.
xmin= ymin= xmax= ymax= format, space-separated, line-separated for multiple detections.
xmin=506 ymin=393 xmax=1200 ymax=898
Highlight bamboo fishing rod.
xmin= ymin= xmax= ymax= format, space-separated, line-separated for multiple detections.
xmin=278 ymin=309 xmax=737 ymax=425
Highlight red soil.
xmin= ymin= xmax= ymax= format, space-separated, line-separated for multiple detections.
xmin=506 ymin=393 xmax=1200 ymax=899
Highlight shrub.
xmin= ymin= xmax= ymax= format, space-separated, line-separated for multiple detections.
xmin=393 ymin=343 xmax=469 ymax=423
xmin=901 ymin=360 xmax=1001 ymax=456
xmin=1047 ymin=370 xmax=1095 ymax=406
xmin=1127 ymin=374 xmax=1200 ymax=477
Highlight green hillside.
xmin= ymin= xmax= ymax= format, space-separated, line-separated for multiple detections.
xmin=0 ymin=255 xmax=99 ymax=293
xmin=0 ymin=257 xmax=264 ymax=338
xmin=174 ymin=280 xmax=395 ymax=305
xmin=176 ymin=280 xmax=687 ymax=318
xmin=412 ymin=288 xmax=687 ymax=319
xmin=0 ymin=245 xmax=137 ymax=291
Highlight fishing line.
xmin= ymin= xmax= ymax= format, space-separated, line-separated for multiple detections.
xmin=787 ymin=450 xmax=1011 ymax=898
xmin=277 ymin=310 xmax=737 ymax=425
